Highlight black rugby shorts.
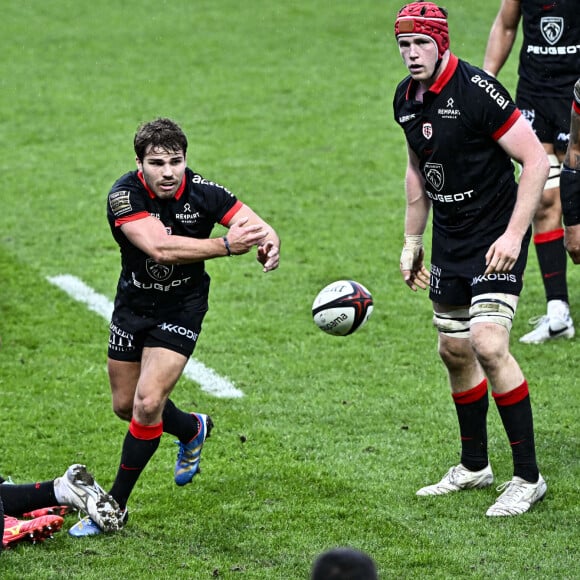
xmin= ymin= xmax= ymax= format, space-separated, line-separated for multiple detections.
xmin=429 ymin=230 xmax=531 ymax=306
xmin=516 ymin=91 xmax=571 ymax=152
xmin=108 ymin=295 xmax=208 ymax=361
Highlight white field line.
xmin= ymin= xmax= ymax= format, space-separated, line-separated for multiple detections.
xmin=46 ymin=274 xmax=244 ymax=399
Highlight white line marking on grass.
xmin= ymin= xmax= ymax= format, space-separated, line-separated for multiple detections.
xmin=46 ymin=274 xmax=244 ymax=399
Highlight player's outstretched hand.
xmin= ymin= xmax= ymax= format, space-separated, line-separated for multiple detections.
xmin=226 ymin=217 xmax=267 ymax=255
xmin=257 ymin=240 xmax=280 ymax=272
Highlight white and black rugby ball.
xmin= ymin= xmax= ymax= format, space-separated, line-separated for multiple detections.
xmin=312 ymin=280 xmax=374 ymax=336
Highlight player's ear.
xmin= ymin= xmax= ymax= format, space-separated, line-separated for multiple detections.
xmin=135 ymin=155 xmax=142 ymax=170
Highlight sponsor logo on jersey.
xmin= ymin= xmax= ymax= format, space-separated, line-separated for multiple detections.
xmin=175 ymin=203 xmax=201 ymax=224
xmin=109 ymin=190 xmax=132 ymax=217
xmin=191 ymin=174 xmax=233 ymax=196
xmin=526 ymin=43 xmax=580 ymax=55
xmin=540 ymin=16 xmax=564 ymax=45
xmin=399 ymin=113 xmax=416 ymax=123
xmin=175 ymin=212 xmax=200 ymax=223
xmin=425 ymin=189 xmax=474 ymax=203
xmin=437 ymin=97 xmax=461 ymax=119
xmin=471 ymin=273 xmax=517 ymax=285
xmin=424 ymin=162 xmax=444 ymax=191
xmin=422 ymin=122 xmax=433 ymax=139
xmin=527 ymin=18 xmax=580 ymax=56
xmin=470 ymin=75 xmax=510 ymax=110
xmin=131 ymin=272 xmax=193 ymax=292
xmin=146 ymin=259 xmax=173 ymax=281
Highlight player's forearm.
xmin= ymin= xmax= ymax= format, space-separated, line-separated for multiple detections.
xmin=151 ymin=236 xmax=229 ymax=264
xmin=404 ymin=166 xmax=431 ymax=235
xmin=565 ymin=135 xmax=580 ymax=170
xmin=405 ymin=201 xmax=430 ymax=235
xmin=404 ymin=189 xmax=431 ymax=235
xmin=259 ymin=224 xmax=280 ymax=251
xmin=483 ymin=25 xmax=517 ymax=76
xmin=508 ymin=161 xmax=550 ymax=238
xmin=565 ymin=96 xmax=580 ymax=169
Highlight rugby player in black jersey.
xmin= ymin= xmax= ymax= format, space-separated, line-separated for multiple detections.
xmin=484 ymin=0 xmax=579 ymax=344
xmin=393 ymin=1 xmax=549 ymax=516
xmin=69 ymin=118 xmax=280 ymax=536
xmin=561 ymin=78 xmax=580 ymax=263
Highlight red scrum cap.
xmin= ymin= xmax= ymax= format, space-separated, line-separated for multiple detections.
xmin=395 ymin=1 xmax=450 ymax=58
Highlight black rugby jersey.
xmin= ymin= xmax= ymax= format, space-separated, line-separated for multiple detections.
xmin=393 ymin=54 xmax=521 ymax=239
xmin=107 ymin=167 xmax=241 ymax=310
xmin=517 ymin=0 xmax=580 ymax=98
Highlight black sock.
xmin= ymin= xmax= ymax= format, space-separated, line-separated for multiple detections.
xmin=493 ymin=381 xmax=539 ymax=483
xmin=534 ymin=230 xmax=568 ymax=303
xmin=109 ymin=420 xmax=162 ymax=510
xmin=453 ymin=379 xmax=489 ymax=471
xmin=0 ymin=481 xmax=57 ymax=516
xmin=162 ymin=398 xmax=199 ymax=443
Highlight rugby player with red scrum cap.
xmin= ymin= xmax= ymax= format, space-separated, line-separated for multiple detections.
xmin=393 ymin=1 xmax=549 ymax=516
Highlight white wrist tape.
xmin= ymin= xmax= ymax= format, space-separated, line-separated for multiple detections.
xmin=400 ymin=234 xmax=424 ymax=270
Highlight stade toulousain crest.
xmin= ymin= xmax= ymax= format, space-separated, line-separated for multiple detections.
xmin=541 ymin=17 xmax=564 ymax=45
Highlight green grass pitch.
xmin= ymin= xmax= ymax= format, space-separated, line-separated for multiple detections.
xmin=1 ymin=1 xmax=579 ymax=578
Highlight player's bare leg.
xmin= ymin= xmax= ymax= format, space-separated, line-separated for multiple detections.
xmin=417 ymin=307 xmax=494 ymax=497
xmin=520 ymin=149 xmax=574 ymax=344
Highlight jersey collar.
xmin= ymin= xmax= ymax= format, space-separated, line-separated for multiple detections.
xmin=405 ymin=52 xmax=458 ymax=100
xmin=137 ymin=171 xmax=187 ymax=200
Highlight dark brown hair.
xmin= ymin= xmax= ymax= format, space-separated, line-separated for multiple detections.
xmin=134 ymin=118 xmax=188 ymax=161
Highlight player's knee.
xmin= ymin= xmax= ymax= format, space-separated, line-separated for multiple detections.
xmin=112 ymin=402 xmax=132 ymax=421
xmin=469 ymin=331 xmax=504 ymax=368
xmin=437 ymin=335 xmax=472 ymax=371
xmin=433 ymin=309 xmax=472 ymax=368
xmin=134 ymin=394 xmax=165 ymax=420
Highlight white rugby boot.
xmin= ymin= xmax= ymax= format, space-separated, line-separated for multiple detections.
xmin=416 ymin=463 xmax=493 ymax=496
xmin=486 ymin=474 xmax=547 ymax=516
xmin=519 ymin=300 xmax=574 ymax=344
xmin=53 ymin=464 xmax=123 ymax=532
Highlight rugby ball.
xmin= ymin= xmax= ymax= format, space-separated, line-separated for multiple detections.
xmin=312 ymin=280 xmax=374 ymax=336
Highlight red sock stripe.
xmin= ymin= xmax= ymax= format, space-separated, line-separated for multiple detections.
xmin=129 ymin=418 xmax=163 ymax=440
xmin=492 ymin=381 xmax=529 ymax=407
xmin=452 ymin=378 xmax=488 ymax=404
xmin=533 ymin=229 xmax=564 ymax=244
